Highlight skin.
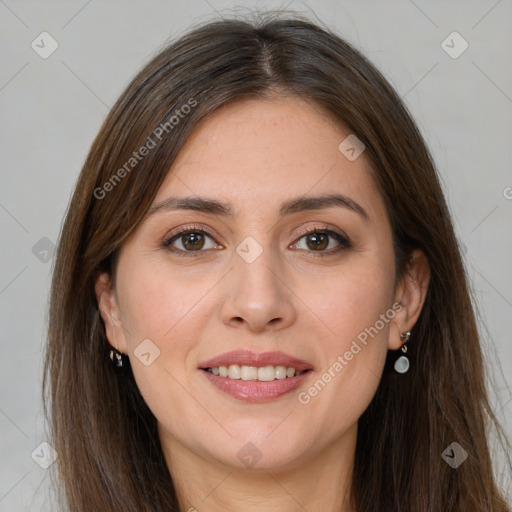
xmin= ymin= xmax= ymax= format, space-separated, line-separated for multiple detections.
xmin=95 ymin=95 xmax=430 ymax=512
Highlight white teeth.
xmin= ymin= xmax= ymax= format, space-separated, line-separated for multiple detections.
xmin=206 ymin=364 xmax=306 ymax=381
xmin=275 ymin=365 xmax=287 ymax=379
xmin=257 ymin=365 xmax=275 ymax=381
xmin=228 ymin=364 xmax=241 ymax=379
xmin=241 ymin=366 xmax=258 ymax=381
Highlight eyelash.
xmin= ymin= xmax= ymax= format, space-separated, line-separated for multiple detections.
xmin=162 ymin=224 xmax=352 ymax=258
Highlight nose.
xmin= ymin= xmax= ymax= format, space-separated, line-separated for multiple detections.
xmin=219 ymin=242 xmax=297 ymax=333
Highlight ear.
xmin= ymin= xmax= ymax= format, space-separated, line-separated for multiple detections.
xmin=94 ymin=271 xmax=129 ymax=353
xmin=388 ymin=249 xmax=430 ymax=350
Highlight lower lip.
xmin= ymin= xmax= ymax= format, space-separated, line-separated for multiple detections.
xmin=200 ymin=369 xmax=312 ymax=403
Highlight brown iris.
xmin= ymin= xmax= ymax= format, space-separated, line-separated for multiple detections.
xmin=306 ymin=232 xmax=329 ymax=251
xmin=182 ymin=232 xmax=205 ymax=251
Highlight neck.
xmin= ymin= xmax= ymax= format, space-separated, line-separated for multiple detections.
xmin=159 ymin=424 xmax=358 ymax=512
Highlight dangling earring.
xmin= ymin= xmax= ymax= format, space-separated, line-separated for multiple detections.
xmin=110 ymin=346 xmax=129 ymax=368
xmin=394 ymin=330 xmax=411 ymax=374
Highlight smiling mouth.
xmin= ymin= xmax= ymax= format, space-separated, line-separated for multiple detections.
xmin=202 ymin=364 xmax=311 ymax=381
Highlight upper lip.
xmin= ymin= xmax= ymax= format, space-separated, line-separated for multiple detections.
xmin=198 ymin=350 xmax=314 ymax=372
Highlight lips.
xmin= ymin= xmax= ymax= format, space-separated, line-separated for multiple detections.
xmin=198 ymin=349 xmax=315 ymax=372
xmin=201 ymin=369 xmax=312 ymax=402
xmin=198 ymin=349 xmax=314 ymax=402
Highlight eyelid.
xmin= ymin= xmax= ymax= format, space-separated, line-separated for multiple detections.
xmin=293 ymin=223 xmax=349 ymax=242
xmin=163 ymin=224 xmax=219 ymax=244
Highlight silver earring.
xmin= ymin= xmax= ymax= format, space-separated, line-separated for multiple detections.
xmin=394 ymin=331 xmax=411 ymax=374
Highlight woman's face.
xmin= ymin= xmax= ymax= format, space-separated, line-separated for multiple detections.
xmin=97 ymin=96 xmax=421 ymax=472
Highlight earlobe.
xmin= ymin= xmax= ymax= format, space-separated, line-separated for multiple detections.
xmin=388 ymin=249 xmax=430 ymax=350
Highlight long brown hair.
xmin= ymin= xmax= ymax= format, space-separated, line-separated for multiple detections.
xmin=43 ymin=12 xmax=511 ymax=511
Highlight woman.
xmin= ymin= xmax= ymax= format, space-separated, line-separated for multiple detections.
xmin=43 ymin=13 xmax=511 ymax=511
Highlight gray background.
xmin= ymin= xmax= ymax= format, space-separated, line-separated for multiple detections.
xmin=0 ymin=0 xmax=511 ymax=510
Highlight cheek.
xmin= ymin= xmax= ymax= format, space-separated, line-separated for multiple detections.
xmin=121 ymin=262 xmax=205 ymax=345
xmin=117 ymin=260 xmax=218 ymax=415
xmin=301 ymin=254 xmax=395 ymax=346
xmin=293 ymin=254 xmax=395 ymax=421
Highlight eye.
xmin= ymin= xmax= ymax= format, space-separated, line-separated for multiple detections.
xmin=162 ymin=224 xmax=351 ymax=258
xmin=163 ymin=226 xmax=221 ymax=256
xmin=291 ymin=227 xmax=351 ymax=255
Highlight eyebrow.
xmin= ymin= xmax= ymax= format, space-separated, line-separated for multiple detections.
xmin=147 ymin=193 xmax=369 ymax=220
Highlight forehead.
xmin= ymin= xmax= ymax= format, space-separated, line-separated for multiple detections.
xmin=152 ymin=96 xmax=387 ymax=223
